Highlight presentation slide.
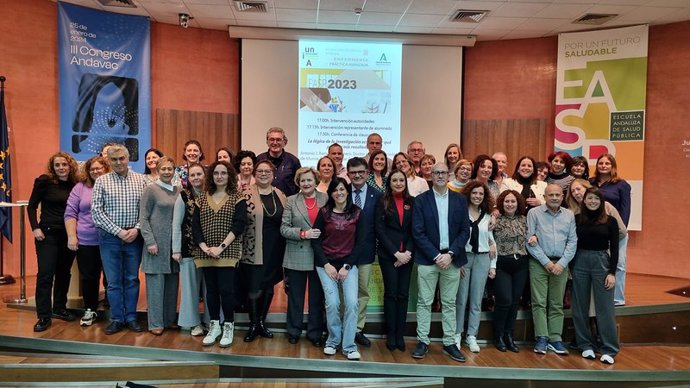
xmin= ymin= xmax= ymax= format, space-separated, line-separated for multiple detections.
xmin=298 ymin=41 xmax=402 ymax=167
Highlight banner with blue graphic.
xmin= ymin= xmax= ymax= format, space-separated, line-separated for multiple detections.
xmin=58 ymin=2 xmax=150 ymax=171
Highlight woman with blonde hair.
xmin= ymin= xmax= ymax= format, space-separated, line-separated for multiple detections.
xmin=448 ymin=159 xmax=472 ymax=193
xmin=280 ymin=167 xmax=327 ymax=346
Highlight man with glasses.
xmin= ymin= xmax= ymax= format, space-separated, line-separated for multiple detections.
xmin=257 ymin=127 xmax=301 ymax=196
xmin=346 ymin=157 xmax=382 ymax=347
xmin=407 ymin=141 xmax=425 ymax=176
xmin=411 ymin=162 xmax=470 ymax=362
xmin=91 ymin=144 xmax=148 ymax=335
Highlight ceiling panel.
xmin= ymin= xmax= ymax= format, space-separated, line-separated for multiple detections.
xmin=58 ymin=0 xmax=690 ymax=41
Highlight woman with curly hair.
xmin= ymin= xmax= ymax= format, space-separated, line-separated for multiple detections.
xmin=64 ymin=156 xmax=111 ymax=328
xmin=29 ymin=152 xmax=80 ymax=332
xmin=455 ymin=180 xmax=496 ymax=353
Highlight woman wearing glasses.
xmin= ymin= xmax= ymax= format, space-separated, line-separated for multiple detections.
xmin=65 ymin=156 xmax=111 ymax=328
xmin=240 ymin=160 xmax=287 ymax=342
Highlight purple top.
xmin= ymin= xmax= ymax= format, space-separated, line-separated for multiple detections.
xmin=64 ymin=182 xmax=99 ymax=246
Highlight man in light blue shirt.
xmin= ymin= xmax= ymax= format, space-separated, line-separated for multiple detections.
xmin=526 ymin=183 xmax=577 ymax=356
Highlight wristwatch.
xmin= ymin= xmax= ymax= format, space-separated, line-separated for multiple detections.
xmin=343 ymin=264 xmax=352 ymax=271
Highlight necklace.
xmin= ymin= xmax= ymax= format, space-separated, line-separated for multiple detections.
xmin=304 ymin=196 xmax=317 ymax=210
xmin=261 ymin=190 xmax=278 ymax=217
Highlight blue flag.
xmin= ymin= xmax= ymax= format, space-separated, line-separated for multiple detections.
xmin=0 ymin=86 xmax=12 ymax=242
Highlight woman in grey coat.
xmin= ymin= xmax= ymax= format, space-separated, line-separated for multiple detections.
xmin=280 ymin=167 xmax=328 ymax=346
xmin=140 ymin=156 xmax=181 ymax=335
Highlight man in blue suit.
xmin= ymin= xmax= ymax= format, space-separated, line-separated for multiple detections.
xmin=346 ymin=157 xmax=382 ymax=347
xmin=411 ymin=162 xmax=470 ymax=362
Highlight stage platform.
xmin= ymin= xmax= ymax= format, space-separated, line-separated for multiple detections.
xmin=1 ymin=273 xmax=690 ymax=387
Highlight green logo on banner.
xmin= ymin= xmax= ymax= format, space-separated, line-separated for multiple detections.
xmin=610 ymin=111 xmax=644 ymax=141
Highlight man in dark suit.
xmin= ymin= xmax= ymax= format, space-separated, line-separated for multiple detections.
xmin=346 ymin=157 xmax=382 ymax=347
xmin=411 ymin=162 xmax=470 ymax=363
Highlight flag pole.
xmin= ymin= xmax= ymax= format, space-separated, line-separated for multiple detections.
xmin=0 ymin=75 xmax=16 ymax=285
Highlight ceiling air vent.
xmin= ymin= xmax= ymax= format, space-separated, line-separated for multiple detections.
xmin=234 ymin=1 xmax=269 ymax=13
xmin=450 ymin=10 xmax=489 ymax=23
xmin=573 ymin=13 xmax=618 ymax=25
xmin=96 ymin=0 xmax=136 ymax=8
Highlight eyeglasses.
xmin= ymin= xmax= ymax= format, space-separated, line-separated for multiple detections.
xmin=89 ymin=167 xmax=104 ymax=173
xmin=432 ymin=171 xmax=449 ymax=176
xmin=255 ymin=169 xmax=272 ymax=175
xmin=268 ymin=137 xmax=284 ymax=143
xmin=348 ymin=170 xmax=367 ymax=176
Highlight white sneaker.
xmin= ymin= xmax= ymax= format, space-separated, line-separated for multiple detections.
xmin=346 ymin=350 xmax=361 ymax=360
xmin=219 ymin=322 xmax=234 ymax=347
xmin=80 ymin=309 xmax=97 ymax=327
xmin=323 ymin=346 xmax=337 ymax=356
xmin=191 ymin=325 xmax=205 ymax=337
xmin=466 ymin=335 xmax=480 ymax=353
xmin=582 ymin=349 xmax=596 ymax=359
xmin=600 ymin=354 xmax=615 ymax=364
xmin=202 ymin=320 xmax=221 ymax=346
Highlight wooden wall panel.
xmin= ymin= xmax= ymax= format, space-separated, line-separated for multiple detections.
xmin=461 ymin=119 xmax=547 ymax=166
xmin=155 ymin=109 xmax=240 ymax=164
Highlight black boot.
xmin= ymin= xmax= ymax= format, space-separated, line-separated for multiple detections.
xmin=244 ymin=297 xmax=259 ymax=342
xmin=257 ymin=290 xmax=274 ymax=338
xmin=494 ymin=336 xmax=507 ymax=352
xmin=504 ymin=333 xmax=520 ymax=353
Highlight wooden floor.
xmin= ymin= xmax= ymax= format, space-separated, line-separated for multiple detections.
xmin=1 ymin=273 xmax=690 ymax=385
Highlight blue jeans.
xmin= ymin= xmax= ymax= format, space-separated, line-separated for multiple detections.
xmin=456 ymin=252 xmax=491 ymax=337
xmin=614 ymin=235 xmax=628 ymax=304
xmin=317 ymin=265 xmax=359 ymax=353
xmin=99 ymin=230 xmax=143 ymax=323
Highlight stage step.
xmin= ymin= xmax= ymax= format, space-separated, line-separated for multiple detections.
xmin=0 ymin=352 xmax=218 ymax=384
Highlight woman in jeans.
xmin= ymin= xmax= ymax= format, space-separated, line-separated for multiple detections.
xmin=312 ymin=177 xmax=365 ymax=360
xmin=572 ymin=187 xmax=620 ymax=364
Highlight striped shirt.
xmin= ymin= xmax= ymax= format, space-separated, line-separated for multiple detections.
xmin=91 ymin=170 xmax=147 ymax=236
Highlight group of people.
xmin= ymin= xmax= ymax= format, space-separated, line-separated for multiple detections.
xmin=28 ymin=128 xmax=630 ymax=365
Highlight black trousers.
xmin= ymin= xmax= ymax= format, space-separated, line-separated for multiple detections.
xmin=75 ymin=245 xmax=103 ymax=311
xmin=203 ymin=266 xmax=236 ymax=323
xmin=284 ymin=268 xmax=325 ymax=340
xmin=492 ymin=254 xmax=529 ymax=337
xmin=379 ymin=258 xmax=413 ymax=341
xmin=35 ymin=229 xmax=76 ymax=319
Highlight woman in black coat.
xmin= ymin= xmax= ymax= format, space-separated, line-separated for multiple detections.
xmin=375 ymin=170 xmax=414 ymax=351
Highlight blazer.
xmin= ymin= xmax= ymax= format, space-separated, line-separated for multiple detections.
xmin=375 ymin=196 xmax=414 ymax=262
xmin=353 ymin=183 xmax=383 ymax=265
xmin=412 ymin=188 xmax=470 ymax=268
xmin=280 ymin=191 xmax=328 ymax=271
